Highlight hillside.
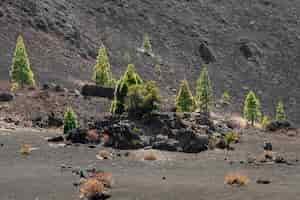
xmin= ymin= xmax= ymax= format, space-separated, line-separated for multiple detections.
xmin=0 ymin=0 xmax=299 ymax=124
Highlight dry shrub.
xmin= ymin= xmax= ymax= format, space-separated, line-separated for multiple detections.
xmin=264 ymin=150 xmax=273 ymax=160
xmin=79 ymin=178 xmax=104 ymax=199
xmin=225 ymin=173 xmax=250 ymax=186
xmin=144 ymin=150 xmax=158 ymax=161
xmin=86 ymin=129 xmax=99 ymax=142
xmin=90 ymin=171 xmax=113 ymax=188
xmin=20 ymin=144 xmax=32 ymax=155
xmin=97 ymin=150 xmax=110 ymax=160
xmin=233 ymin=132 xmax=242 ymax=143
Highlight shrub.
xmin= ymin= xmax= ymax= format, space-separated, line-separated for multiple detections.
xmin=111 ymin=64 xmax=143 ymax=114
xmin=11 ymin=82 xmax=19 ymax=93
xmin=144 ymin=150 xmax=158 ymax=161
xmin=143 ymin=34 xmax=152 ymax=54
xmin=176 ymin=80 xmax=195 ymax=112
xmin=243 ymin=90 xmax=261 ymax=126
xmin=276 ymin=100 xmax=286 ymax=122
xmin=261 ymin=115 xmax=270 ymax=130
xmin=220 ymin=91 xmax=231 ymax=106
xmin=90 ymin=171 xmax=113 ymax=188
xmin=92 ymin=46 xmax=113 ymax=86
xmin=225 ymin=173 xmax=249 ymax=186
xmin=125 ymin=81 xmax=160 ymax=117
xmin=10 ymin=35 xmax=36 ymax=88
xmin=195 ymin=65 xmax=213 ymax=116
xmin=63 ymin=106 xmax=78 ymax=134
xmin=224 ymin=132 xmax=234 ymax=148
xmin=79 ymin=178 xmax=104 ymax=199
xmin=20 ymin=144 xmax=32 ymax=155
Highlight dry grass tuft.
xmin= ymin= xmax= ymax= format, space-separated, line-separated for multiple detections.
xmin=20 ymin=144 xmax=32 ymax=155
xmin=79 ymin=178 xmax=104 ymax=199
xmin=144 ymin=150 xmax=158 ymax=161
xmin=225 ymin=173 xmax=250 ymax=186
xmin=97 ymin=150 xmax=111 ymax=160
xmin=90 ymin=171 xmax=113 ymax=188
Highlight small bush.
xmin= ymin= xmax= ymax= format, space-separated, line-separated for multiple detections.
xmin=261 ymin=116 xmax=270 ymax=130
xmin=225 ymin=173 xmax=249 ymax=186
xmin=224 ymin=132 xmax=234 ymax=148
xmin=63 ymin=106 xmax=78 ymax=134
xmin=79 ymin=178 xmax=104 ymax=199
xmin=97 ymin=150 xmax=111 ymax=160
xmin=143 ymin=34 xmax=152 ymax=54
xmin=125 ymin=81 xmax=160 ymax=117
xmin=90 ymin=171 xmax=113 ymax=188
xmin=144 ymin=150 xmax=158 ymax=161
xmin=20 ymin=144 xmax=32 ymax=155
xmin=11 ymin=82 xmax=19 ymax=93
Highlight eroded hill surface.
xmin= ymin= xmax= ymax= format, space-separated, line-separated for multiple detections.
xmin=0 ymin=0 xmax=299 ymax=124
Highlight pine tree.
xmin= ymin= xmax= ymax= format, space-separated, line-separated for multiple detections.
xmin=63 ymin=106 xmax=78 ymax=134
xmin=243 ymin=90 xmax=262 ymax=126
xmin=92 ymin=46 xmax=113 ymax=86
xmin=276 ymin=100 xmax=286 ymax=122
xmin=176 ymin=80 xmax=195 ymax=112
xmin=195 ymin=65 xmax=213 ymax=116
xmin=261 ymin=115 xmax=270 ymax=130
xmin=220 ymin=91 xmax=231 ymax=106
xmin=111 ymin=64 xmax=143 ymax=114
xmin=143 ymin=34 xmax=152 ymax=54
xmin=10 ymin=35 xmax=35 ymax=88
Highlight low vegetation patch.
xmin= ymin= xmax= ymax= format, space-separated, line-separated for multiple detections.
xmin=225 ymin=173 xmax=250 ymax=186
xmin=79 ymin=178 xmax=104 ymax=199
xmin=144 ymin=150 xmax=158 ymax=161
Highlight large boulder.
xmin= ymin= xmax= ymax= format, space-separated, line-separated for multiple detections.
xmin=66 ymin=128 xmax=88 ymax=143
xmin=0 ymin=92 xmax=14 ymax=102
xmin=81 ymin=84 xmax=114 ymax=99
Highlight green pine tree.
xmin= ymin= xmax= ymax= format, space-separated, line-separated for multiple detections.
xmin=143 ymin=34 xmax=152 ymax=54
xmin=92 ymin=46 xmax=113 ymax=86
xmin=111 ymin=64 xmax=143 ymax=114
xmin=63 ymin=106 xmax=78 ymax=134
xmin=10 ymin=35 xmax=35 ymax=88
xmin=195 ymin=65 xmax=213 ymax=116
xmin=243 ymin=90 xmax=262 ymax=126
xmin=220 ymin=91 xmax=231 ymax=106
xmin=276 ymin=100 xmax=286 ymax=122
xmin=176 ymin=80 xmax=195 ymax=112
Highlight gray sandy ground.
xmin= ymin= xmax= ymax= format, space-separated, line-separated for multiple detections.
xmin=1 ymin=128 xmax=300 ymax=200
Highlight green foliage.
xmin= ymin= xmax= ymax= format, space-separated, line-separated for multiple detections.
xmin=11 ymin=82 xmax=19 ymax=93
xmin=63 ymin=106 xmax=78 ymax=134
xmin=125 ymin=81 xmax=160 ymax=117
xmin=143 ymin=34 xmax=152 ymax=54
xmin=195 ymin=65 xmax=213 ymax=116
xmin=276 ymin=100 xmax=286 ymax=122
xmin=243 ymin=90 xmax=262 ymax=126
xmin=176 ymin=80 xmax=195 ymax=113
xmin=154 ymin=64 xmax=162 ymax=79
xmin=111 ymin=64 xmax=143 ymax=114
xmin=10 ymin=35 xmax=36 ymax=88
xmin=261 ymin=115 xmax=270 ymax=130
xmin=92 ymin=46 xmax=113 ymax=86
xmin=220 ymin=91 xmax=231 ymax=106
xmin=224 ymin=132 xmax=234 ymax=148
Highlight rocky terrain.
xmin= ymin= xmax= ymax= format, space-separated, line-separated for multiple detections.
xmin=0 ymin=0 xmax=299 ymax=124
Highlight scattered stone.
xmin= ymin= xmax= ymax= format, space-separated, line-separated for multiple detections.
xmin=66 ymin=128 xmax=88 ymax=143
xmin=0 ymin=92 xmax=14 ymax=102
xmin=266 ymin=120 xmax=292 ymax=131
xmin=256 ymin=179 xmax=271 ymax=184
xmin=81 ymin=84 xmax=114 ymax=99
xmin=47 ymin=135 xmax=64 ymax=142
xmin=274 ymin=154 xmax=286 ymax=164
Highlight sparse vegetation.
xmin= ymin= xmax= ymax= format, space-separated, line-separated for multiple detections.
xmin=262 ymin=115 xmax=270 ymax=130
xmin=195 ymin=65 xmax=213 ymax=117
xmin=10 ymin=35 xmax=35 ymax=88
xmin=143 ymin=34 xmax=152 ymax=54
xmin=243 ymin=90 xmax=262 ymax=126
xmin=225 ymin=173 xmax=250 ymax=186
xmin=111 ymin=64 xmax=143 ymax=114
xmin=20 ymin=144 xmax=32 ymax=155
xmin=176 ymin=80 xmax=195 ymax=113
xmin=63 ymin=106 xmax=78 ymax=134
xmin=92 ymin=46 xmax=113 ymax=87
xmin=79 ymin=178 xmax=104 ymax=199
xmin=144 ymin=150 xmax=158 ymax=161
xmin=224 ymin=132 xmax=234 ymax=149
xmin=125 ymin=81 xmax=160 ymax=117
xmin=276 ymin=100 xmax=286 ymax=122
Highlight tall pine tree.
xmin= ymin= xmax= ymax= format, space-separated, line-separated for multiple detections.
xmin=111 ymin=64 xmax=143 ymax=114
xmin=243 ymin=90 xmax=261 ymax=126
xmin=276 ymin=100 xmax=286 ymax=122
xmin=176 ymin=80 xmax=195 ymax=112
xmin=195 ymin=65 xmax=213 ymax=116
xmin=63 ymin=106 xmax=78 ymax=134
xmin=10 ymin=35 xmax=35 ymax=88
xmin=92 ymin=46 xmax=113 ymax=86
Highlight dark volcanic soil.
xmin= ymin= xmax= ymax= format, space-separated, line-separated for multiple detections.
xmin=0 ymin=0 xmax=299 ymax=124
xmin=1 ymin=128 xmax=300 ymax=200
